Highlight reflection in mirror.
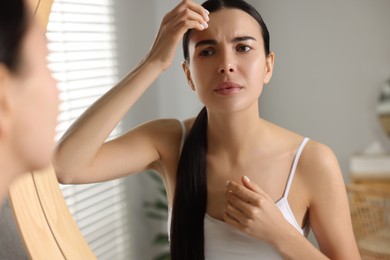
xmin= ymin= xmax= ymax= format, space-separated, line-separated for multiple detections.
xmin=40 ymin=0 xmax=390 ymax=259
xmin=47 ymin=0 xmax=130 ymax=259
xmin=378 ymin=79 xmax=390 ymax=138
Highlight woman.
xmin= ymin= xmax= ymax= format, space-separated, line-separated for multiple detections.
xmin=54 ymin=0 xmax=360 ymax=259
xmin=0 ymin=0 xmax=59 ymax=203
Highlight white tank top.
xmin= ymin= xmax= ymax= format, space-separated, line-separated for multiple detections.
xmin=168 ymin=121 xmax=310 ymax=259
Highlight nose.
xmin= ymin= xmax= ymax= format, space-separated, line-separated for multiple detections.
xmin=218 ymin=51 xmax=235 ymax=74
xmin=219 ymin=65 xmax=235 ymax=74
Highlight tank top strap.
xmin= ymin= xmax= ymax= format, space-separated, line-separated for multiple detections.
xmin=283 ymin=137 xmax=310 ymax=198
xmin=178 ymin=120 xmax=186 ymax=155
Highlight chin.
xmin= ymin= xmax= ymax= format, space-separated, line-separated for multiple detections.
xmin=23 ymin=149 xmax=54 ymax=173
xmin=23 ymin=159 xmax=50 ymax=173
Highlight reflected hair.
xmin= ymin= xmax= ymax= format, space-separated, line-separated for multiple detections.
xmin=0 ymin=0 xmax=29 ymax=72
xmin=171 ymin=0 xmax=270 ymax=259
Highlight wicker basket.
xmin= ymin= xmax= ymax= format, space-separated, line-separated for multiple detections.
xmin=347 ymin=183 xmax=390 ymax=259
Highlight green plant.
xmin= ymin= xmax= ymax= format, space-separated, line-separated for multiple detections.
xmin=144 ymin=171 xmax=171 ymax=260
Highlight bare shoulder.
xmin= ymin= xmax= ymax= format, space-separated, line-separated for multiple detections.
xmin=298 ymin=139 xmax=345 ymax=202
xmin=145 ymin=117 xmax=195 ymax=140
xmin=183 ymin=117 xmax=196 ymax=135
xmin=124 ymin=118 xmax=184 ymax=147
xmin=132 ymin=117 xmax=195 ymax=159
xmin=300 ymin=140 xmax=339 ymax=170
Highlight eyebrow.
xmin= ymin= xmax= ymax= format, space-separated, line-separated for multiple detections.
xmin=194 ymin=36 xmax=257 ymax=48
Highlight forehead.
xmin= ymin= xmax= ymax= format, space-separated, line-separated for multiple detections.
xmin=189 ymin=8 xmax=262 ymax=44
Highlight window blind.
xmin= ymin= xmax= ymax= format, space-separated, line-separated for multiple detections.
xmin=46 ymin=0 xmax=130 ymax=259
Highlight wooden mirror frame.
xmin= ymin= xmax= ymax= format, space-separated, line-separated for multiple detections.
xmin=8 ymin=1 xmax=95 ymax=259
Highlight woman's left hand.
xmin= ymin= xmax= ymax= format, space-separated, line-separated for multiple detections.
xmin=223 ymin=176 xmax=293 ymax=245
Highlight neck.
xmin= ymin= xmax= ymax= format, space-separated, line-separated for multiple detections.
xmin=207 ymin=103 xmax=268 ymax=159
xmin=0 ymin=148 xmax=23 ymax=204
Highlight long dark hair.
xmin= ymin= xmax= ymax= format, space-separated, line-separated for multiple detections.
xmin=0 ymin=0 xmax=29 ymax=72
xmin=171 ymin=0 xmax=271 ymax=259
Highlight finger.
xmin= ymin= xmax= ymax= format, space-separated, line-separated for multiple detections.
xmin=185 ymin=1 xmax=209 ymax=21
xmin=164 ymin=0 xmax=207 ymax=22
xmin=242 ymin=175 xmax=262 ymax=193
xmin=179 ymin=0 xmax=209 ymax=22
xmin=172 ymin=8 xmax=209 ymax=31
xmin=171 ymin=19 xmax=205 ymax=35
xmin=226 ymin=181 xmax=259 ymax=204
xmin=226 ymin=190 xmax=253 ymax=217
xmin=242 ymin=176 xmax=273 ymax=201
xmin=223 ymin=209 xmax=243 ymax=229
xmin=163 ymin=2 xmax=208 ymax=34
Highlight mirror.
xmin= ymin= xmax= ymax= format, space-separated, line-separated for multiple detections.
xmin=9 ymin=167 xmax=95 ymax=259
xmin=8 ymin=0 xmax=390 ymax=259
xmin=8 ymin=0 xmax=95 ymax=259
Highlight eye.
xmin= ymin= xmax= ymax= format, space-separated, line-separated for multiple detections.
xmin=236 ymin=44 xmax=252 ymax=53
xmin=199 ymin=48 xmax=214 ymax=56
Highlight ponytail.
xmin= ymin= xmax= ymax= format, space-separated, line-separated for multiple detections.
xmin=170 ymin=107 xmax=208 ymax=260
xmin=174 ymin=0 xmax=269 ymax=257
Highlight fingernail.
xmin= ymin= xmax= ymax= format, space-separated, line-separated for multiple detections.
xmin=204 ymin=9 xmax=210 ymax=21
xmin=199 ymin=24 xmax=205 ymax=30
xmin=204 ymin=8 xmax=210 ymax=15
xmin=225 ymin=180 xmax=230 ymax=187
xmin=243 ymin=175 xmax=250 ymax=182
xmin=203 ymin=22 xmax=208 ymax=29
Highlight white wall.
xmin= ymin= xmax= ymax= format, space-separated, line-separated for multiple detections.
xmin=113 ymin=1 xmax=161 ymax=259
xmin=113 ymin=0 xmax=390 ymax=258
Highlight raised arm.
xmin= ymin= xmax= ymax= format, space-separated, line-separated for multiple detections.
xmin=53 ymin=1 xmax=209 ymax=184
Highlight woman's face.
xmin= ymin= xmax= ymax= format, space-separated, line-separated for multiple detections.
xmin=7 ymin=20 xmax=59 ymax=171
xmin=184 ymin=8 xmax=274 ymax=114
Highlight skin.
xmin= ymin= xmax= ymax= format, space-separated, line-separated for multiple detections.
xmin=0 ymin=15 xmax=59 ymax=203
xmin=53 ymin=0 xmax=360 ymax=259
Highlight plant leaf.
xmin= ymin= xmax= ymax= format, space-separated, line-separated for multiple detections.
xmin=148 ymin=171 xmax=164 ymax=185
xmin=144 ymin=199 xmax=168 ymax=210
xmin=159 ymin=187 xmax=167 ymax=197
xmin=153 ymin=233 xmax=169 ymax=245
xmin=150 ymin=199 xmax=168 ymax=211
xmin=153 ymin=252 xmax=171 ymax=260
xmin=146 ymin=212 xmax=167 ymax=220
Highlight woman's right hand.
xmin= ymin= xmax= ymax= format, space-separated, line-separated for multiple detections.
xmin=146 ymin=0 xmax=209 ymax=71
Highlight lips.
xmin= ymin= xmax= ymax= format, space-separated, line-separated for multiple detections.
xmin=214 ymin=81 xmax=243 ymax=96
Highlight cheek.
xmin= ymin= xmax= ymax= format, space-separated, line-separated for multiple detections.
xmin=190 ymin=67 xmax=214 ymax=104
xmin=12 ymin=71 xmax=59 ymax=169
xmin=243 ymin=57 xmax=266 ymax=81
xmin=190 ymin=62 xmax=208 ymax=83
xmin=239 ymin=58 xmax=266 ymax=99
xmin=189 ymin=61 xmax=215 ymax=92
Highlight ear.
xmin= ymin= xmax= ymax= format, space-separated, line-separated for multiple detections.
xmin=182 ymin=62 xmax=195 ymax=91
xmin=263 ymin=52 xmax=275 ymax=84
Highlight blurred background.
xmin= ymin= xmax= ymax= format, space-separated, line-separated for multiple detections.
xmin=2 ymin=0 xmax=389 ymax=259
